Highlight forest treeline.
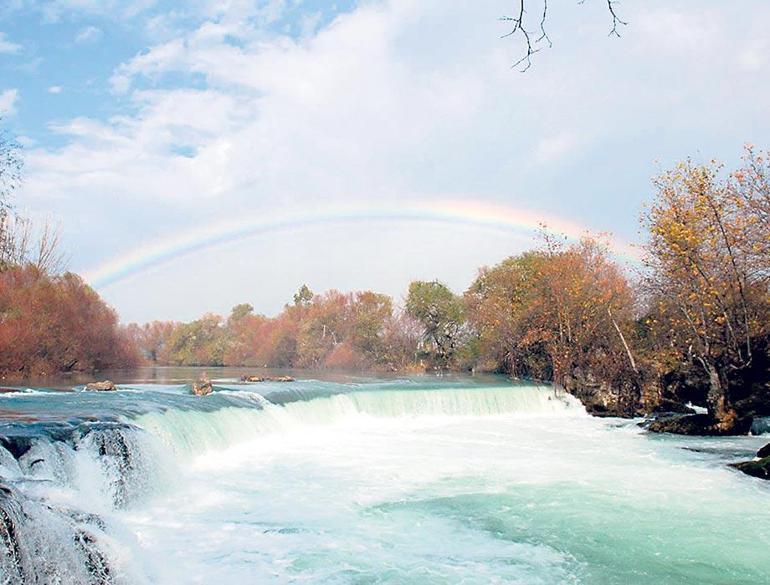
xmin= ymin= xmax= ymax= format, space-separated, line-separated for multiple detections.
xmin=1 ymin=129 xmax=769 ymax=433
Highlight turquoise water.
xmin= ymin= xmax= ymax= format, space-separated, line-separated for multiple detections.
xmin=1 ymin=376 xmax=769 ymax=584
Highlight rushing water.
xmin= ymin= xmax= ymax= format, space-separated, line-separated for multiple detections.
xmin=1 ymin=373 xmax=769 ymax=584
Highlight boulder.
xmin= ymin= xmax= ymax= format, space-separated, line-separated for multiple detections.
xmin=241 ymin=375 xmax=265 ymax=383
xmin=560 ymin=374 xmax=644 ymax=418
xmin=649 ymin=398 xmax=696 ymax=415
xmin=730 ymin=457 xmax=770 ymax=480
xmin=646 ymin=413 xmax=753 ymax=436
xmin=84 ymin=381 xmax=116 ymax=392
xmin=192 ymin=375 xmax=213 ymax=397
xmin=240 ymin=375 xmax=295 ymax=383
xmin=757 ymin=442 xmax=770 ymax=459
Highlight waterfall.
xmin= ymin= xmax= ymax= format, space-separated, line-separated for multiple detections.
xmin=0 ymin=383 xmax=582 ymax=583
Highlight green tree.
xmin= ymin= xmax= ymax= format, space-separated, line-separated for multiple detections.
xmin=293 ymin=284 xmax=314 ymax=307
xmin=228 ymin=303 xmax=254 ymax=323
xmin=405 ymin=280 xmax=466 ymax=368
xmin=349 ymin=291 xmax=393 ymax=364
xmin=167 ymin=314 xmax=226 ymax=366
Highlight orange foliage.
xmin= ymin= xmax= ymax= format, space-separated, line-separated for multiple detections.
xmin=0 ymin=265 xmax=140 ymax=376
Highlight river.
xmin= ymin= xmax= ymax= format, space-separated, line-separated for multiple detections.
xmin=0 ymin=372 xmax=768 ymax=584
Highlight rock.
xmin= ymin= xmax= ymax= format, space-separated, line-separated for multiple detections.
xmin=241 ymin=375 xmax=264 ymax=383
xmin=240 ymin=375 xmax=295 ymax=383
xmin=560 ymin=374 xmax=644 ymax=418
xmin=84 ymin=381 xmax=116 ymax=392
xmin=192 ymin=374 xmax=213 ymax=397
xmin=730 ymin=457 xmax=770 ymax=480
xmin=646 ymin=413 xmax=753 ymax=436
xmin=649 ymin=398 xmax=696 ymax=415
xmin=731 ymin=438 xmax=770 ymax=481
xmin=733 ymin=395 xmax=770 ymax=420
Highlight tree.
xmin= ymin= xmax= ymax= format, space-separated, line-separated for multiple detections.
xmin=465 ymin=236 xmax=646 ymax=414
xmin=349 ymin=291 xmax=393 ymax=365
xmin=0 ymin=120 xmax=22 ymax=207
xmin=642 ymin=158 xmax=770 ymax=429
xmin=464 ymin=251 xmax=551 ymax=376
xmin=127 ymin=320 xmax=179 ymax=363
xmin=0 ymin=122 xmax=65 ymax=274
xmin=228 ymin=303 xmax=254 ymax=323
xmin=166 ymin=314 xmax=226 ymax=366
xmin=293 ymin=284 xmax=314 ymax=307
xmin=406 ymin=280 xmax=466 ymax=368
xmin=731 ymin=145 xmax=770 ymax=281
xmin=0 ymin=122 xmax=24 ymax=270
xmin=0 ymin=266 xmax=139 ymax=375
xmin=296 ymin=290 xmax=349 ymax=367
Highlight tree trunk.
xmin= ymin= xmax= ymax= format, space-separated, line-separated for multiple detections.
xmin=703 ymin=362 xmax=744 ymax=432
xmin=705 ymin=362 xmax=726 ymax=419
xmin=608 ymin=308 xmax=637 ymax=373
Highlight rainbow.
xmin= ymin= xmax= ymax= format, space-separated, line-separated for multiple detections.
xmin=82 ymin=199 xmax=641 ymax=290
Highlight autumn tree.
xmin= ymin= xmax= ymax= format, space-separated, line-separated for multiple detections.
xmin=643 ymin=158 xmax=770 ymax=430
xmin=0 ymin=266 xmax=140 ymax=375
xmin=731 ymin=146 xmax=770 ymax=280
xmin=127 ymin=320 xmax=179 ymax=363
xmin=347 ymin=291 xmax=392 ymax=363
xmin=0 ymin=122 xmax=135 ymax=376
xmin=380 ymin=310 xmax=422 ymax=371
xmin=465 ymin=236 xmax=645 ymax=415
xmin=464 ymin=251 xmax=551 ymax=376
xmin=296 ymin=290 xmax=349 ymax=367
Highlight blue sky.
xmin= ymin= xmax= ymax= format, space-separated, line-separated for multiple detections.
xmin=1 ymin=1 xmax=769 ymax=322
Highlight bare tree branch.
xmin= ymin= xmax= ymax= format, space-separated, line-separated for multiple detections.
xmin=500 ymin=1 xmax=539 ymax=72
xmin=0 ymin=118 xmax=23 ymax=208
xmin=605 ymin=0 xmax=628 ymax=37
xmin=35 ymin=219 xmax=67 ymax=275
xmin=502 ymin=0 xmax=627 ymax=71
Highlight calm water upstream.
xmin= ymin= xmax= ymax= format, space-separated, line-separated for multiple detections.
xmin=0 ymin=371 xmax=768 ymax=584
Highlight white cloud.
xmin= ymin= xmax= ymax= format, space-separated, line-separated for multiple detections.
xmin=21 ymin=0 xmax=770 ymax=321
xmin=0 ymin=32 xmax=21 ymax=54
xmin=75 ymin=25 xmax=103 ymax=44
xmin=48 ymin=85 xmax=63 ymax=94
xmin=0 ymin=89 xmax=18 ymax=115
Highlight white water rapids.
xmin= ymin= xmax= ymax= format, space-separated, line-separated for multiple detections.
xmin=1 ymin=378 xmax=769 ymax=584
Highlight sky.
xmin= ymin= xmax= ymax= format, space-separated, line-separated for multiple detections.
xmin=1 ymin=0 xmax=769 ymax=323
